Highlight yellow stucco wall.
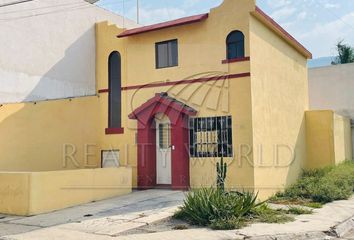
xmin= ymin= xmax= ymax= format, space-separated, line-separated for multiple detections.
xmin=333 ymin=113 xmax=353 ymax=164
xmin=249 ymin=15 xmax=309 ymax=199
xmin=305 ymin=110 xmax=352 ymax=169
xmin=0 ymin=172 xmax=30 ymax=216
xmin=0 ymin=97 xmax=101 ymax=171
xmin=0 ymin=168 xmax=132 ymax=216
xmin=305 ymin=111 xmax=335 ymax=169
xmin=96 ymin=0 xmax=257 ymax=190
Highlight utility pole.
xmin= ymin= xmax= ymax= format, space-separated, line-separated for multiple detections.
xmin=137 ymin=0 xmax=140 ymax=24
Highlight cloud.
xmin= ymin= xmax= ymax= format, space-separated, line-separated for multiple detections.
xmin=137 ymin=7 xmax=186 ymax=25
xmin=298 ymin=11 xmax=354 ymax=57
xmin=271 ymin=7 xmax=296 ymax=20
xmin=266 ymin=0 xmax=291 ymax=9
xmin=297 ymin=11 xmax=307 ymax=20
xmin=324 ymin=3 xmax=340 ymax=9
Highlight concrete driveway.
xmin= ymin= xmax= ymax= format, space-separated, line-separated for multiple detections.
xmin=0 ymin=190 xmax=185 ymax=239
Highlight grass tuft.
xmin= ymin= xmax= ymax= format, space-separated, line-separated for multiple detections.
xmin=286 ymin=206 xmax=313 ymax=215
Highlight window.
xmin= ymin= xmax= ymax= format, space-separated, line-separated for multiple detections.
xmin=159 ymin=123 xmax=171 ymax=149
xmin=226 ymin=31 xmax=245 ymax=59
xmin=108 ymin=51 xmax=122 ymax=129
xmin=189 ymin=116 xmax=233 ymax=158
xmin=155 ymin=39 xmax=178 ymax=69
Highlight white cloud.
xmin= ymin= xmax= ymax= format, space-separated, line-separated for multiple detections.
xmin=298 ymin=11 xmax=354 ymax=57
xmin=271 ymin=7 xmax=296 ymax=20
xmin=297 ymin=11 xmax=307 ymax=20
xmin=324 ymin=3 xmax=340 ymax=9
xmin=266 ymin=0 xmax=291 ymax=9
xmin=138 ymin=7 xmax=186 ymax=25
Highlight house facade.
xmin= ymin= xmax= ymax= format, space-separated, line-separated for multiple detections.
xmin=0 ymin=0 xmax=352 ymax=215
xmin=96 ymin=0 xmax=312 ymax=198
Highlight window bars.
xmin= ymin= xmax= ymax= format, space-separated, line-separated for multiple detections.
xmin=189 ymin=116 xmax=233 ymax=158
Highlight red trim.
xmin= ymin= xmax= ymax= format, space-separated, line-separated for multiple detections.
xmin=98 ymin=89 xmax=109 ymax=93
xmin=254 ymin=6 xmax=312 ymax=59
xmin=98 ymin=73 xmax=250 ymax=94
xmin=123 ymin=73 xmax=250 ymax=91
xmin=132 ymin=93 xmax=193 ymax=190
xmin=129 ymin=93 xmax=197 ymax=120
xmin=118 ymin=13 xmax=209 ymax=38
xmin=105 ymin=128 xmax=124 ymax=135
xmin=222 ymin=57 xmax=250 ymax=64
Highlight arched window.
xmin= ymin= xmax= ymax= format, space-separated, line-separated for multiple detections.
xmin=226 ymin=31 xmax=245 ymax=60
xmin=108 ymin=51 xmax=122 ymax=129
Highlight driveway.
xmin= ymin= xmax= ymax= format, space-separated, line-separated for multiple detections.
xmin=0 ymin=190 xmax=185 ymax=239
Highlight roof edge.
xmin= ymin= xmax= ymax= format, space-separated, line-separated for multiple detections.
xmin=118 ymin=13 xmax=209 ymax=38
xmin=252 ymin=6 xmax=312 ymax=59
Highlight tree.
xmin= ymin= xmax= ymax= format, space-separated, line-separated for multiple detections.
xmin=332 ymin=40 xmax=354 ymax=65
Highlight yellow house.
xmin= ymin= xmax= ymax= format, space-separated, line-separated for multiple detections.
xmin=0 ymin=0 xmax=352 ymax=215
xmin=96 ymin=0 xmax=313 ymax=198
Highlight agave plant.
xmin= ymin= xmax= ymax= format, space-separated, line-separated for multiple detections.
xmin=174 ymin=188 xmax=262 ymax=229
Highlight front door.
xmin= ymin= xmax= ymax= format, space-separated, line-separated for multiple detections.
xmin=156 ymin=115 xmax=172 ymax=185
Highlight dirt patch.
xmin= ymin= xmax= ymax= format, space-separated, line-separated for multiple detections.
xmin=119 ymin=217 xmax=200 ymax=236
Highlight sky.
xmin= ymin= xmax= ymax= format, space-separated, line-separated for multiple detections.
xmin=96 ymin=0 xmax=354 ymax=58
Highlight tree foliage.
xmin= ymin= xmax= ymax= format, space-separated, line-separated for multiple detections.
xmin=332 ymin=40 xmax=354 ymax=65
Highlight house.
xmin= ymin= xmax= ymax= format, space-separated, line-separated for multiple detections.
xmin=309 ymin=63 xmax=354 ymax=160
xmin=0 ymin=0 xmax=138 ymax=103
xmin=0 ymin=0 xmax=351 ymax=215
xmin=96 ymin=0 xmax=312 ymax=198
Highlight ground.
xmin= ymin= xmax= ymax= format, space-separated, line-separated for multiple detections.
xmin=1 ymin=190 xmax=354 ymax=240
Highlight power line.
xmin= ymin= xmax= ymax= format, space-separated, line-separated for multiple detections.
xmin=0 ymin=2 xmax=86 ymax=15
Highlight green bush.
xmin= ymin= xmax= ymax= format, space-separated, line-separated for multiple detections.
xmin=276 ymin=161 xmax=354 ymax=204
xmin=174 ymin=188 xmax=262 ymax=229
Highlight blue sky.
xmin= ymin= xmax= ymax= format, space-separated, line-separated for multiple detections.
xmin=96 ymin=0 xmax=354 ymax=58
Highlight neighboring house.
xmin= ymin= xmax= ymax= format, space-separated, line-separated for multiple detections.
xmin=0 ymin=0 xmax=138 ymax=103
xmin=0 ymin=0 xmax=352 ymax=215
xmin=309 ymin=63 xmax=354 ymax=158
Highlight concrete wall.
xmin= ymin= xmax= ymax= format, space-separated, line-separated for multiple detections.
xmin=249 ymin=14 xmax=309 ymax=199
xmin=0 ymin=0 xmax=138 ymax=104
xmin=0 ymin=168 xmax=132 ymax=216
xmin=306 ymin=110 xmax=352 ymax=169
xmin=0 ymin=96 xmax=100 ymax=171
xmin=309 ymin=63 xmax=354 ymax=118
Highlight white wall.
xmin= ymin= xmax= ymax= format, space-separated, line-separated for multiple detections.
xmin=0 ymin=0 xmax=138 ymax=103
xmin=309 ymin=63 xmax=354 ymax=118
xmin=309 ymin=63 xmax=354 ymax=158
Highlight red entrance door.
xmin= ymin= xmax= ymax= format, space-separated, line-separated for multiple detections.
xmin=129 ymin=93 xmax=197 ymax=190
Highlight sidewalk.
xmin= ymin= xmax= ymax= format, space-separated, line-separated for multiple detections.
xmin=2 ymin=191 xmax=354 ymax=240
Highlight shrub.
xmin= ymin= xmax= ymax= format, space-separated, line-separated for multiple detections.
xmin=275 ymin=161 xmax=354 ymax=204
xmin=174 ymin=188 xmax=262 ymax=229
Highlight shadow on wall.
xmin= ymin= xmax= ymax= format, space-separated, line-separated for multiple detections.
xmin=0 ymin=27 xmax=101 ymax=172
xmin=23 ymin=27 xmax=96 ymax=102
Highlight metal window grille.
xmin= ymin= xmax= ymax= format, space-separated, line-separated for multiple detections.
xmin=189 ymin=116 xmax=233 ymax=158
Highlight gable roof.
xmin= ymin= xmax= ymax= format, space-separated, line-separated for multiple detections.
xmin=118 ymin=13 xmax=209 ymax=38
xmin=128 ymin=93 xmax=197 ymax=120
xmin=117 ymin=5 xmax=311 ymax=59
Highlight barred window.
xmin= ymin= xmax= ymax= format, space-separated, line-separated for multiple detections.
xmin=189 ymin=116 xmax=233 ymax=158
